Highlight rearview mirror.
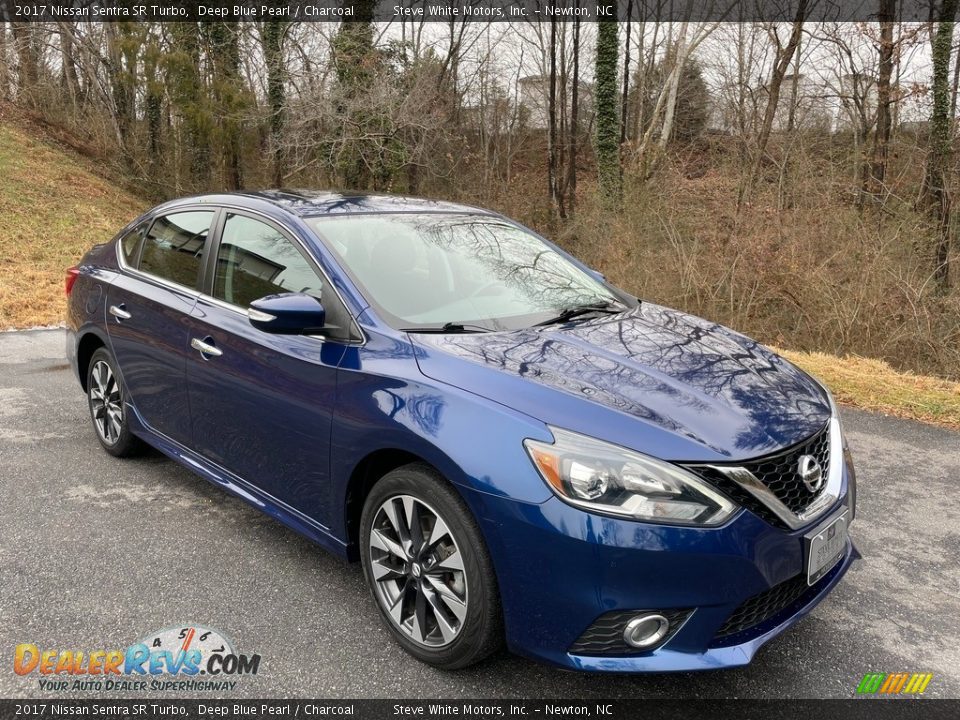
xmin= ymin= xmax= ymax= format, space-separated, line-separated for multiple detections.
xmin=247 ymin=293 xmax=327 ymax=335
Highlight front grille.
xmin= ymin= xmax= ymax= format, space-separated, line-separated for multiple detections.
xmin=569 ymin=608 xmax=692 ymax=656
xmin=684 ymin=422 xmax=831 ymax=528
xmin=742 ymin=423 xmax=831 ymax=514
xmin=711 ymin=556 xmax=846 ymax=645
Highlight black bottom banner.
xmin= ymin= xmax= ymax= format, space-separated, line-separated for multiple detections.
xmin=1 ymin=700 xmax=958 ymax=720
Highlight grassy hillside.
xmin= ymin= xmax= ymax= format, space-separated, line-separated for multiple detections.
xmin=0 ymin=120 xmax=146 ymax=328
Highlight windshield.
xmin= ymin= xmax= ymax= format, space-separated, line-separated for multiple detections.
xmin=308 ymin=213 xmax=627 ymax=331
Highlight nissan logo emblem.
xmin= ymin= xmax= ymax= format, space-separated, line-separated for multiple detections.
xmin=798 ymin=454 xmax=824 ymax=492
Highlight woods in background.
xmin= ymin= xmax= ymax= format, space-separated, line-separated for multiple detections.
xmin=1 ymin=10 xmax=959 ymax=379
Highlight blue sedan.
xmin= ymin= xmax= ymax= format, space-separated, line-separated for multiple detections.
xmin=66 ymin=191 xmax=857 ymax=671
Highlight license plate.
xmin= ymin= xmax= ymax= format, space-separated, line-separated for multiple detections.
xmin=805 ymin=509 xmax=849 ymax=585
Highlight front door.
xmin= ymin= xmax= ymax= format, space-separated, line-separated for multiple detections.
xmin=184 ymin=211 xmax=346 ymax=525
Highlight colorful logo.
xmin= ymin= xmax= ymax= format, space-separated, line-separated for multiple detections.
xmin=14 ymin=625 xmax=260 ymax=692
xmin=856 ymin=672 xmax=934 ymax=695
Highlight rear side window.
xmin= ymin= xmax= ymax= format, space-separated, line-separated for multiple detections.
xmin=213 ymin=214 xmax=323 ymax=308
xmin=120 ymin=222 xmax=147 ymax=265
xmin=139 ymin=211 xmax=215 ymax=289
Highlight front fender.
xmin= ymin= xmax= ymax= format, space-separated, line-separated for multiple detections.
xmin=329 ymin=336 xmax=553 ymax=542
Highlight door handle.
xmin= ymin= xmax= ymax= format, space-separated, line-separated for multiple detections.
xmin=191 ymin=337 xmax=222 ymax=358
xmin=109 ymin=304 xmax=131 ymax=320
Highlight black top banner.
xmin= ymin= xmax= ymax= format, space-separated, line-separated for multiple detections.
xmin=0 ymin=0 xmax=953 ymax=23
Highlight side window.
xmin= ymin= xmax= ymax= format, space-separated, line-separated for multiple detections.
xmin=120 ymin=222 xmax=147 ymax=265
xmin=139 ymin=211 xmax=214 ymax=289
xmin=214 ymin=214 xmax=324 ymax=308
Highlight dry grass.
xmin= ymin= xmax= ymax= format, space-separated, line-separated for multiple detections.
xmin=0 ymin=122 xmax=145 ymax=328
xmin=777 ymin=347 xmax=960 ymax=430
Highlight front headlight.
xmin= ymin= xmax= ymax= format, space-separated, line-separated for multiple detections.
xmin=524 ymin=427 xmax=737 ymax=526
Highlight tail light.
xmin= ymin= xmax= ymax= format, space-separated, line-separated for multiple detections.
xmin=65 ymin=266 xmax=80 ymax=296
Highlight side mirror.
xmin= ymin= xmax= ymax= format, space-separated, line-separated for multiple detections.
xmin=248 ymin=293 xmax=327 ymax=335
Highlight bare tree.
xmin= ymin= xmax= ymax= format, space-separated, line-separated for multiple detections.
xmin=739 ymin=1 xmax=809 ymax=207
xmin=521 ymin=15 xmax=586 ymax=218
xmin=0 ymin=23 xmax=10 ymax=102
xmin=869 ymin=0 xmax=897 ymax=201
xmin=58 ymin=22 xmax=80 ymax=107
xmin=631 ymin=21 xmax=719 ymax=177
xmin=9 ymin=22 xmax=40 ymax=106
xmin=548 ymin=16 xmax=559 ymax=215
xmin=566 ymin=7 xmax=581 ymax=215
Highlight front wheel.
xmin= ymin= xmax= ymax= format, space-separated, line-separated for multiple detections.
xmin=360 ymin=463 xmax=503 ymax=669
xmin=86 ymin=347 xmax=145 ymax=458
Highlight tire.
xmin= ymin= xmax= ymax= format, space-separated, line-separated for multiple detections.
xmin=86 ymin=347 xmax=145 ymax=458
xmin=360 ymin=463 xmax=503 ymax=669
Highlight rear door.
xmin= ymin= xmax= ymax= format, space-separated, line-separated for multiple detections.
xmin=106 ymin=209 xmax=217 ymax=446
xmin=183 ymin=210 xmax=349 ymax=525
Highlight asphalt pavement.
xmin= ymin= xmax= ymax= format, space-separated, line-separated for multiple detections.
xmin=1 ymin=329 xmax=958 ymax=698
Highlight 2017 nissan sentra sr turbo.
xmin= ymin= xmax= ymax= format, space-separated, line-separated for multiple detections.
xmin=66 ymin=191 xmax=857 ymax=672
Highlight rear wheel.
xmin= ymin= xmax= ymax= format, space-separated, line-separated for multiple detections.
xmin=360 ymin=463 xmax=503 ymax=669
xmin=86 ymin=347 xmax=144 ymax=458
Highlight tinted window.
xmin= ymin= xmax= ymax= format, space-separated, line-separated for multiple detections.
xmin=120 ymin=222 xmax=147 ymax=265
xmin=139 ymin=211 xmax=214 ymax=289
xmin=214 ymin=214 xmax=323 ymax=308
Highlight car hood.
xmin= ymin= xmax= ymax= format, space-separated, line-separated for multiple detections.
xmin=410 ymin=303 xmax=831 ymax=462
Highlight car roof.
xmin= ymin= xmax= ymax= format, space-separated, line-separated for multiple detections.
xmin=162 ymin=190 xmax=496 ymax=218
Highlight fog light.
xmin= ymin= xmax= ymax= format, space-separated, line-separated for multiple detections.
xmin=622 ymin=614 xmax=670 ymax=649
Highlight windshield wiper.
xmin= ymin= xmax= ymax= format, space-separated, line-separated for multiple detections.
xmin=535 ymin=300 xmax=626 ymax=327
xmin=400 ymin=322 xmax=491 ymax=334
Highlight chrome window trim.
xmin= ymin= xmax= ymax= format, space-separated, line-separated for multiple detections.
xmin=700 ymin=418 xmax=844 ymax=532
xmin=116 ymin=203 xmax=366 ymax=346
xmin=197 ymin=293 xmax=246 ymax=316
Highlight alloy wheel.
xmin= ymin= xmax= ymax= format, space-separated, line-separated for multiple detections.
xmin=89 ymin=359 xmax=123 ymax=445
xmin=368 ymin=494 xmax=468 ymax=648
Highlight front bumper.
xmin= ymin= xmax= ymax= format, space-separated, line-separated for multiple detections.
xmin=464 ymin=466 xmax=857 ymax=672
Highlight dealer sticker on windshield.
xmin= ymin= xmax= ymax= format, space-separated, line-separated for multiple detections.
xmin=805 ymin=509 xmax=849 ymax=586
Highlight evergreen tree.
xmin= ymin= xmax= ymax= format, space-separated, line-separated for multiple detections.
xmin=261 ymin=19 xmax=288 ymax=187
xmin=594 ymin=20 xmax=620 ymax=205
